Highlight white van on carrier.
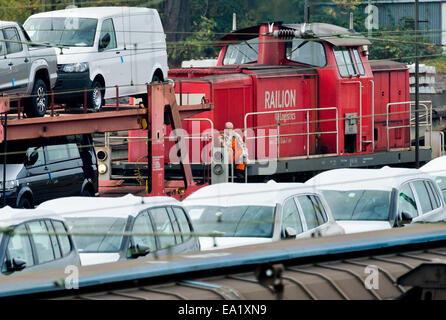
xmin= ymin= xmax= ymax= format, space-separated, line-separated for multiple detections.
xmin=24 ymin=7 xmax=168 ymax=110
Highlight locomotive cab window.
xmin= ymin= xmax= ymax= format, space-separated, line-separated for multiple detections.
xmin=333 ymin=47 xmax=357 ymax=77
xmin=353 ymin=48 xmax=365 ymax=75
xmin=286 ymin=39 xmax=326 ymax=67
xmin=223 ymin=37 xmax=258 ymax=65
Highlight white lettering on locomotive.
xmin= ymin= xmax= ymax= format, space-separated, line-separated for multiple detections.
xmin=265 ymin=89 xmax=296 ymax=109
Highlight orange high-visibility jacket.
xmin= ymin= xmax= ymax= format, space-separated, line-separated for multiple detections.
xmin=231 ymin=137 xmax=246 ymax=171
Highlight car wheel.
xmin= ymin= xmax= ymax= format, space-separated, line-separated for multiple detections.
xmin=88 ymin=80 xmax=104 ymax=112
xmin=141 ymin=74 xmax=163 ymax=108
xmin=25 ymin=78 xmax=48 ymax=118
xmin=151 ymin=74 xmax=161 ymax=83
xmin=80 ymin=188 xmax=93 ymax=197
xmin=18 ymin=197 xmax=32 ymax=209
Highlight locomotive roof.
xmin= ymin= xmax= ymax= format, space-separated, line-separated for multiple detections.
xmin=283 ymin=23 xmax=371 ymax=46
xmin=169 ymin=64 xmax=318 ymax=81
xmin=218 ymin=23 xmax=371 ymax=47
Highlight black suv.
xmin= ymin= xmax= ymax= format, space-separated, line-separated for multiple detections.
xmin=0 ymin=134 xmax=97 ymax=208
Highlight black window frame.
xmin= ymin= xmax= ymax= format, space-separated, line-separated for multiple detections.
xmin=52 ymin=220 xmax=73 ymax=257
xmin=45 ymin=220 xmax=62 ymax=260
xmin=26 ymin=219 xmax=57 ymax=265
xmin=222 ymin=37 xmax=259 ymax=66
xmin=352 ymin=48 xmax=365 ymax=75
xmin=129 ymin=209 xmax=158 ymax=254
xmin=425 ymin=180 xmax=441 ymax=210
xmin=412 ymin=180 xmax=435 ymax=214
xmin=1 ymin=223 xmax=35 ymax=273
xmin=172 ymin=206 xmax=193 ymax=242
xmin=333 ymin=46 xmax=366 ymax=78
xmin=281 ymin=197 xmax=304 ymax=238
xmin=297 ymin=194 xmax=321 ymax=230
xmin=166 ymin=206 xmax=182 ymax=244
xmin=44 ymin=144 xmax=71 ymax=164
xmin=0 ymin=29 xmax=6 ymax=56
xmin=285 ymin=38 xmax=327 ymax=68
xmin=148 ymin=206 xmax=176 ymax=250
xmin=2 ymin=27 xmax=23 ymax=55
xmin=312 ymin=195 xmax=328 ymax=225
xmin=98 ymin=18 xmax=117 ymax=51
xmin=25 ymin=145 xmax=46 ymax=168
xmin=398 ymin=183 xmax=420 ymax=218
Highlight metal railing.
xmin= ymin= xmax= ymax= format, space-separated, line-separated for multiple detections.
xmin=166 ymin=118 xmax=214 ymax=165
xmin=440 ymin=132 xmax=445 ymax=157
xmin=243 ymin=107 xmax=339 ymax=161
xmin=370 ymin=79 xmax=375 ymax=151
xmin=104 ymin=117 xmax=214 ymax=161
xmin=386 ymin=101 xmax=432 ymax=151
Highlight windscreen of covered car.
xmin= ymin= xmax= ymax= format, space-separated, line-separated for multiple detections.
xmin=223 ymin=37 xmax=258 ymax=65
xmin=186 ymin=205 xmax=275 ymax=238
xmin=66 ymin=217 xmax=127 ymax=253
xmin=24 ymin=17 xmax=98 ymax=47
xmin=322 ymin=190 xmax=392 ymax=221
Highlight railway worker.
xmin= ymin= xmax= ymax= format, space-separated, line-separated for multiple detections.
xmin=220 ymin=122 xmax=248 ymax=182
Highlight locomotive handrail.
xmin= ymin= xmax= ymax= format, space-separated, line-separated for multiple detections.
xmin=370 ymin=80 xmax=375 ymax=151
xmin=243 ymin=107 xmax=339 ymax=161
xmin=386 ymin=101 xmax=432 ymax=151
xmin=440 ymin=132 xmax=445 ymax=157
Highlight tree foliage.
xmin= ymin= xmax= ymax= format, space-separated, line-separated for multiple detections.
xmin=0 ymin=0 xmax=438 ymax=65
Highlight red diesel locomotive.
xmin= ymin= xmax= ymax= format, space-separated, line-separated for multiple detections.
xmin=127 ymin=22 xmax=430 ymax=182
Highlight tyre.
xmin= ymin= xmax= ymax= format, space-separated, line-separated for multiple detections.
xmin=142 ymin=74 xmax=163 ymax=108
xmin=151 ymin=74 xmax=162 ymax=83
xmin=80 ymin=188 xmax=93 ymax=197
xmin=25 ymin=78 xmax=48 ymax=118
xmin=88 ymin=80 xmax=104 ymax=111
xmin=18 ymin=197 xmax=32 ymax=209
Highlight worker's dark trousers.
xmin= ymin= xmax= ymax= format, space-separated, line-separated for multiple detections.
xmin=234 ymin=168 xmax=245 ymax=182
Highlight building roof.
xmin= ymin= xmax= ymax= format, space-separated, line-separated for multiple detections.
xmin=37 ymin=194 xmax=180 ymax=219
xmin=305 ymin=167 xmax=432 ymax=191
xmin=183 ymin=182 xmax=320 ymax=207
xmin=27 ymin=7 xmax=157 ymax=20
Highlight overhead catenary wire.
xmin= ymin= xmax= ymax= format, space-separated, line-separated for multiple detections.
xmin=0 ymin=47 xmax=442 ymax=103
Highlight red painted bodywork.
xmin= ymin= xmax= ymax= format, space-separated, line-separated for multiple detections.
xmin=129 ymin=23 xmax=411 ymax=168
